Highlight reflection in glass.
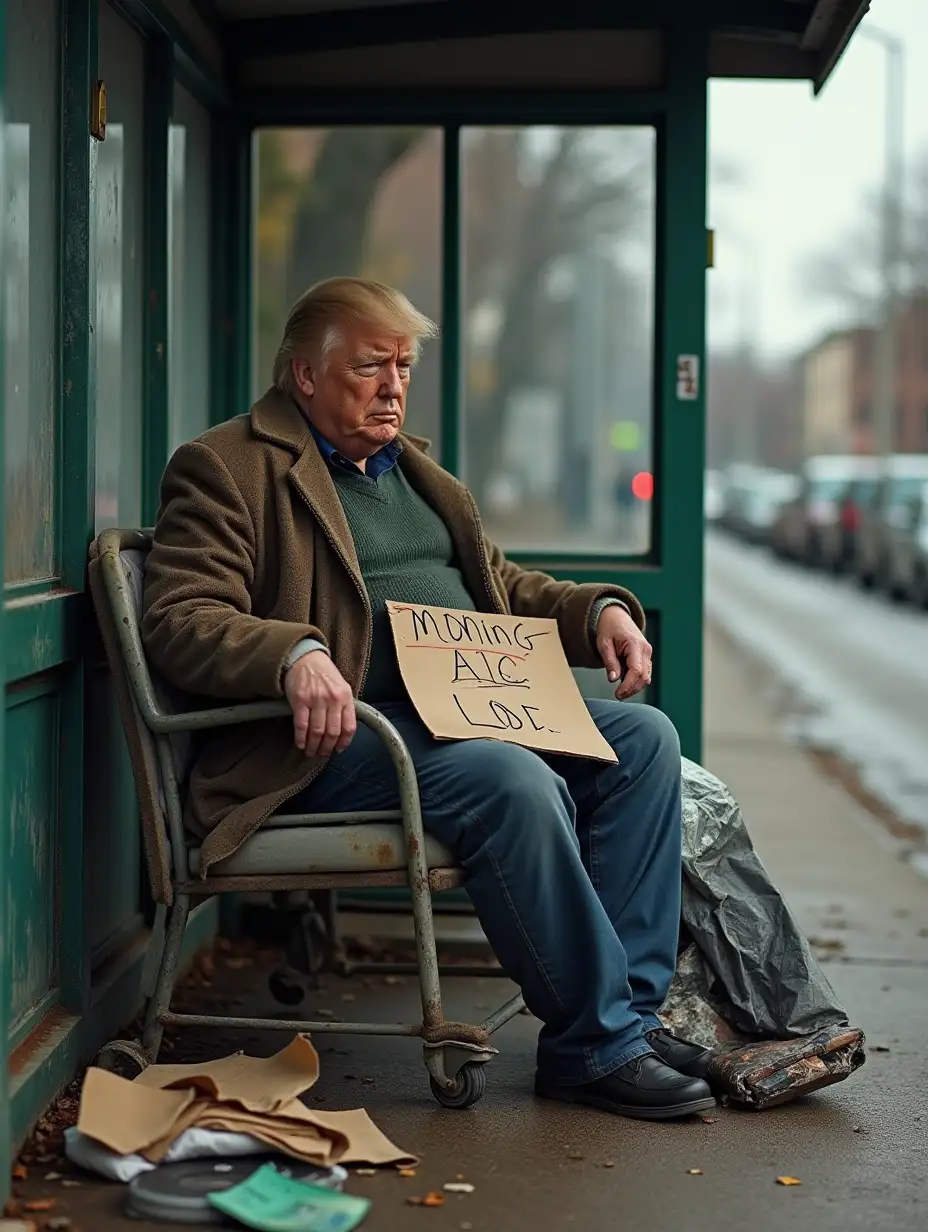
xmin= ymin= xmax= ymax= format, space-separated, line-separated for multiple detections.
xmin=252 ymin=128 xmax=443 ymax=450
xmin=94 ymin=2 xmax=145 ymax=533
xmin=3 ymin=0 xmax=59 ymax=584
xmin=168 ymin=86 xmax=212 ymax=450
xmin=462 ymin=127 xmax=656 ymax=554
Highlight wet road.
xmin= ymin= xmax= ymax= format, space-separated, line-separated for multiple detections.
xmin=705 ymin=530 xmax=928 ymax=837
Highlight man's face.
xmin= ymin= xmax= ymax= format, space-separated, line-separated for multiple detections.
xmin=292 ymin=325 xmax=413 ymax=462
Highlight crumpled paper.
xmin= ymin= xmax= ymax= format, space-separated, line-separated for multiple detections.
xmin=76 ymin=1036 xmax=416 ymax=1170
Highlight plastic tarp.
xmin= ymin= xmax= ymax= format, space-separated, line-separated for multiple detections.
xmin=667 ymin=757 xmax=849 ymax=1044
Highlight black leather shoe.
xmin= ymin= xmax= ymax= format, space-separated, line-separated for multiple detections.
xmin=645 ymin=1027 xmax=715 ymax=1080
xmin=535 ymin=1053 xmax=716 ymax=1121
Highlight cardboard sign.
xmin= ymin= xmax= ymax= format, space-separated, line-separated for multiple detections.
xmin=386 ymin=602 xmax=617 ymax=763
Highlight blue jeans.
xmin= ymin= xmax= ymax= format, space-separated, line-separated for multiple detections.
xmin=294 ymin=698 xmax=683 ymax=1086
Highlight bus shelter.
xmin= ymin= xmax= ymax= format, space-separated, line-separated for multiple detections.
xmin=0 ymin=0 xmax=869 ymax=1183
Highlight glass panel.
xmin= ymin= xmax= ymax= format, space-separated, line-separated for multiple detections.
xmin=169 ymin=84 xmax=212 ymax=450
xmin=461 ymin=126 xmax=656 ymax=555
xmin=94 ymin=2 xmax=145 ymax=532
xmin=3 ymin=0 xmax=60 ymax=584
xmin=252 ymin=128 xmax=443 ymax=450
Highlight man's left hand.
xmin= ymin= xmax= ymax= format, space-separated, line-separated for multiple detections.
xmin=595 ymin=605 xmax=653 ymax=700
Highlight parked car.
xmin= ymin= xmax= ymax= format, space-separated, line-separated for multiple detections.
xmin=771 ymin=455 xmax=874 ymax=566
xmin=897 ymin=482 xmax=928 ymax=607
xmin=823 ymin=460 xmax=881 ymax=573
xmin=717 ymin=463 xmax=766 ymax=534
xmin=739 ymin=471 xmax=801 ymax=546
xmin=854 ymin=454 xmax=928 ymax=592
xmin=863 ymin=475 xmax=928 ymax=604
xmin=704 ymin=469 xmax=725 ymax=523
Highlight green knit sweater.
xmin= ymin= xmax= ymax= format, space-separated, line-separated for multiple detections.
xmin=332 ymin=465 xmax=478 ymax=703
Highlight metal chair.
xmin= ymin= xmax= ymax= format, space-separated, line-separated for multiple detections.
xmin=87 ymin=529 xmax=525 ymax=1108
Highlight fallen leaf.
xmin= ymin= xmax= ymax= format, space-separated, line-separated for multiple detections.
xmin=422 ymin=1193 xmax=445 ymax=1207
xmin=399 ymin=1169 xmax=417 ymax=1178
xmin=699 ymin=1116 xmax=716 ymax=1124
xmin=443 ymin=1183 xmax=475 ymax=1194
xmin=687 ymin=1169 xmax=704 ymax=1176
xmin=11 ymin=1165 xmax=27 ymax=1182
xmin=776 ymin=1176 xmax=802 ymax=1187
xmin=23 ymin=1202 xmax=57 ymax=1213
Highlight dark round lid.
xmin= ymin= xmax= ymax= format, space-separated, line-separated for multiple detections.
xmin=125 ymin=1158 xmax=269 ymax=1224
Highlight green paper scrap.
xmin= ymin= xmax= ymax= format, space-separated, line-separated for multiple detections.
xmin=208 ymin=1163 xmax=371 ymax=1232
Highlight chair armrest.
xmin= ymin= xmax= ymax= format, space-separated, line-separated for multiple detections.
xmin=148 ymin=698 xmax=401 ymax=750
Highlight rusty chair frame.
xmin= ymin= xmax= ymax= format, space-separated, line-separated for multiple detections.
xmin=89 ymin=529 xmax=525 ymax=1108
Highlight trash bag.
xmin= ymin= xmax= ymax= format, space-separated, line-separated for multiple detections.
xmin=660 ymin=759 xmax=866 ymax=1108
xmin=668 ymin=758 xmax=850 ymax=1041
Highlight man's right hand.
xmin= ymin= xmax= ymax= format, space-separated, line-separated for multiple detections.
xmin=283 ymin=651 xmax=356 ymax=757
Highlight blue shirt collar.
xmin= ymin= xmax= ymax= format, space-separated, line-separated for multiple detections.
xmin=305 ymin=418 xmax=402 ymax=481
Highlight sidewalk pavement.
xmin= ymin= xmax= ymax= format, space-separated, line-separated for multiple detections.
xmin=16 ymin=621 xmax=928 ymax=1230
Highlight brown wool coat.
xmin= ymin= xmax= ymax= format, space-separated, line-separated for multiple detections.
xmin=141 ymin=387 xmax=645 ymax=877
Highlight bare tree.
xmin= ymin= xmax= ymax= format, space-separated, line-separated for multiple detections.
xmin=799 ymin=146 xmax=928 ymax=323
xmin=462 ymin=128 xmax=649 ymax=502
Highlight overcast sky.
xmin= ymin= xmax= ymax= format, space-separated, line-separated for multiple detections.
xmin=707 ymin=0 xmax=927 ymax=363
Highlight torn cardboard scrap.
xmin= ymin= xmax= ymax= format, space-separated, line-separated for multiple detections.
xmin=386 ymin=601 xmax=616 ymax=762
xmin=77 ymin=1036 xmax=416 ymax=1170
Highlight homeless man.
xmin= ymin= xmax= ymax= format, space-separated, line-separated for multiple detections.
xmin=142 ymin=277 xmax=716 ymax=1121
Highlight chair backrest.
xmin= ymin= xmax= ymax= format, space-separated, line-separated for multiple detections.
xmin=118 ymin=548 xmax=197 ymax=788
xmin=88 ymin=528 xmax=191 ymax=905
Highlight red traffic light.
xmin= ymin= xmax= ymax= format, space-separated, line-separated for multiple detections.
xmin=631 ymin=471 xmax=654 ymax=502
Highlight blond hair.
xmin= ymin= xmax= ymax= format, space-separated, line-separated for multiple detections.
xmin=272 ymin=277 xmax=439 ymax=394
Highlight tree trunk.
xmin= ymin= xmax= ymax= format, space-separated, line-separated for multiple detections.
xmin=286 ymin=129 xmax=424 ymax=305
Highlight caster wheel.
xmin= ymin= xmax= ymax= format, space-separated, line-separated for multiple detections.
xmin=96 ymin=1038 xmax=150 ymax=1079
xmin=429 ymin=1061 xmax=487 ymax=1109
xmin=269 ymin=967 xmax=307 ymax=1007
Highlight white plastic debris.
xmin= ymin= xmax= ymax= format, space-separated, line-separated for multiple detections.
xmin=64 ymin=1126 xmax=348 ymax=1187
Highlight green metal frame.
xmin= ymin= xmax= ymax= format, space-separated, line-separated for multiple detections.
xmin=141 ymin=33 xmax=174 ymax=523
xmin=1 ymin=0 xmax=710 ymax=1181
xmin=0 ymin=0 xmax=9 ymax=1189
xmin=241 ymin=62 xmax=709 ymax=756
xmin=0 ymin=0 xmax=229 ymax=1180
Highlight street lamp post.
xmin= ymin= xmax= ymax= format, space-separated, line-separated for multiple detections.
xmin=858 ymin=22 xmax=905 ymax=458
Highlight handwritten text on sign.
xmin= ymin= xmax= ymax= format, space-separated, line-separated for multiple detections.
xmin=386 ymin=602 xmax=617 ymax=763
